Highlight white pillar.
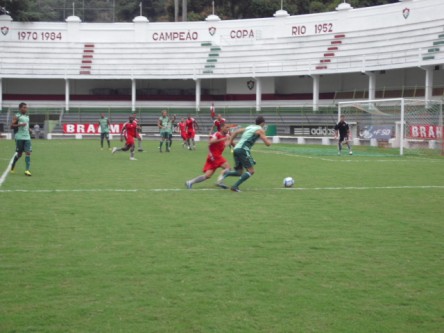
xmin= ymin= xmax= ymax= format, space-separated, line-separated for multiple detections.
xmin=195 ymin=79 xmax=201 ymax=111
xmin=424 ymin=66 xmax=434 ymax=102
xmin=65 ymin=79 xmax=70 ymax=111
xmin=366 ymin=72 xmax=376 ymax=100
xmin=0 ymin=78 xmax=2 ymax=111
xmin=131 ymin=79 xmax=136 ymax=112
xmin=312 ymin=75 xmax=320 ymax=111
xmin=182 ymin=0 xmax=187 ymax=21
xmin=174 ymin=0 xmax=179 ymax=22
xmin=256 ymin=78 xmax=262 ymax=111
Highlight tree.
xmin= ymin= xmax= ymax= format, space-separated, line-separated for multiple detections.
xmin=0 ymin=0 xmax=403 ymax=22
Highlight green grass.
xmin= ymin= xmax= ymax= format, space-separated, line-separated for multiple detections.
xmin=0 ymin=139 xmax=443 ymax=333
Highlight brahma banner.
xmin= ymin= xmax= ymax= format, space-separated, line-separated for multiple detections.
xmin=409 ymin=125 xmax=443 ymax=139
xmin=63 ymin=123 xmax=124 ymax=134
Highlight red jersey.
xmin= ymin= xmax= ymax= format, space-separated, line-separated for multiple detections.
xmin=209 ymin=131 xmax=227 ymax=158
xmin=124 ymin=122 xmax=138 ymax=138
xmin=213 ymin=118 xmax=226 ymax=132
xmin=178 ymin=122 xmax=187 ymax=134
xmin=186 ymin=118 xmax=196 ymax=132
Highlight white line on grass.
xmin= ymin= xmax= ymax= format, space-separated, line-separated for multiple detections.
xmin=255 ymin=149 xmax=444 ymax=163
xmin=0 ymin=154 xmax=16 ymax=187
xmin=274 ymin=185 xmax=444 ymax=191
xmin=0 ymin=185 xmax=443 ymax=193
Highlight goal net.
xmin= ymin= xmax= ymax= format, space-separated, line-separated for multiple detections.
xmin=338 ymin=98 xmax=443 ymax=156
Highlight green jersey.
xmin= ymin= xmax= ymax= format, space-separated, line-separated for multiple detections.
xmin=15 ymin=114 xmax=31 ymax=140
xmin=99 ymin=118 xmax=110 ymax=133
xmin=234 ymin=125 xmax=262 ymax=151
xmin=159 ymin=116 xmax=171 ymax=133
xmin=167 ymin=119 xmax=175 ymax=134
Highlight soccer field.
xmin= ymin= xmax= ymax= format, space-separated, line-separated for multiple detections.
xmin=1 ymin=139 xmax=443 ymax=333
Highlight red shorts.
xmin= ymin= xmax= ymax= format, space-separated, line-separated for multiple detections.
xmin=126 ymin=136 xmax=135 ymax=146
xmin=181 ymin=132 xmax=187 ymax=141
xmin=187 ymin=131 xmax=195 ymax=139
xmin=203 ymin=155 xmax=227 ymax=172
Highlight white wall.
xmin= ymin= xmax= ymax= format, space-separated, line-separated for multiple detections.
xmin=227 ymin=78 xmax=274 ymax=94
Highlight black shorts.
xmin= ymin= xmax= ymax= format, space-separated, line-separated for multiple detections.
xmin=100 ymin=132 xmax=109 ymax=140
xmin=233 ymin=148 xmax=255 ymax=170
xmin=15 ymin=140 xmax=32 ymax=154
xmin=339 ymin=135 xmax=348 ymax=143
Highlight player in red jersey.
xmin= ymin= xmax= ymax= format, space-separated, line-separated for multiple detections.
xmin=111 ymin=115 xmax=138 ymax=160
xmin=132 ymin=112 xmax=144 ymax=152
xmin=210 ymin=102 xmax=216 ymax=120
xmin=209 ymin=114 xmax=226 ymax=134
xmin=185 ymin=114 xmax=199 ymax=150
xmin=177 ymin=118 xmax=188 ymax=148
xmin=185 ymin=123 xmax=231 ymax=189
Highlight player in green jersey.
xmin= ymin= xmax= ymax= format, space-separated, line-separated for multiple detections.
xmin=167 ymin=114 xmax=177 ymax=150
xmin=217 ymin=116 xmax=271 ymax=192
xmin=10 ymin=103 xmax=32 ymax=176
xmin=98 ymin=113 xmax=111 ymax=150
xmin=158 ymin=110 xmax=175 ymax=152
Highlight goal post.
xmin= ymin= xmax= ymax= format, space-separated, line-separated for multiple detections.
xmin=338 ymin=98 xmax=443 ymax=156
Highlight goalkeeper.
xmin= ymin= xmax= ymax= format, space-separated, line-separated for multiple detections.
xmin=334 ymin=115 xmax=352 ymax=155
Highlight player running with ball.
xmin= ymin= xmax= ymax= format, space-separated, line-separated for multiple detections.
xmin=217 ymin=116 xmax=272 ymax=192
xmin=185 ymin=123 xmax=231 ymax=189
xmin=111 ymin=115 xmax=138 ymax=160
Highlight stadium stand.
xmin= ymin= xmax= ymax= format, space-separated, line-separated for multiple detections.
xmin=0 ymin=0 xmax=443 ymax=145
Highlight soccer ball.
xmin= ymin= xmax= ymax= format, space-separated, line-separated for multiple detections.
xmin=283 ymin=177 xmax=295 ymax=188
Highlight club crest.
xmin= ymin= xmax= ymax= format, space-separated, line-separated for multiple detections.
xmin=247 ymin=80 xmax=255 ymax=90
xmin=208 ymin=27 xmax=216 ymax=36
xmin=1 ymin=26 xmax=9 ymax=36
xmin=402 ymin=8 xmax=410 ymax=19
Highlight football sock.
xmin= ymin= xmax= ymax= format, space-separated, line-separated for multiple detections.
xmin=166 ymin=142 xmax=169 ymax=151
xmin=159 ymin=141 xmax=164 ymax=149
xmin=11 ymin=154 xmax=21 ymax=170
xmin=107 ymin=140 xmax=110 ymax=148
xmin=100 ymin=139 xmax=104 ymax=148
xmin=25 ymin=156 xmax=30 ymax=170
xmin=130 ymin=150 xmax=134 ymax=158
xmin=138 ymin=139 xmax=142 ymax=149
xmin=233 ymin=172 xmax=251 ymax=188
xmin=223 ymin=170 xmax=241 ymax=178
xmin=338 ymin=143 xmax=342 ymax=151
xmin=189 ymin=175 xmax=207 ymax=185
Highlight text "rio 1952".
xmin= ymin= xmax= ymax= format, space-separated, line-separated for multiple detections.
xmin=292 ymin=23 xmax=334 ymax=36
